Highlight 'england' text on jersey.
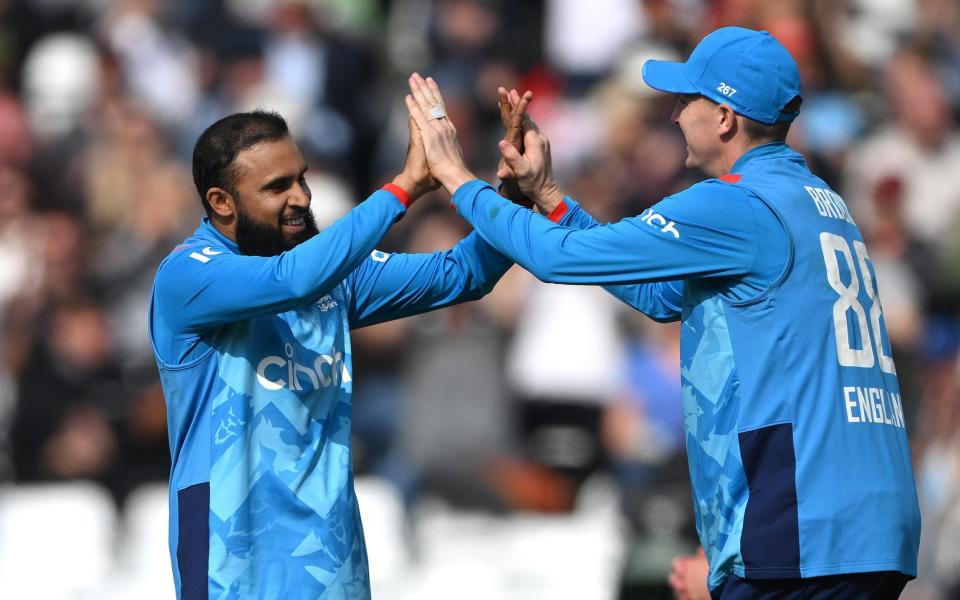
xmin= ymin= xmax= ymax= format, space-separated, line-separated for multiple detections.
xmin=843 ymin=386 xmax=905 ymax=429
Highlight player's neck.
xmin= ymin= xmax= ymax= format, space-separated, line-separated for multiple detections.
xmin=209 ymin=215 xmax=238 ymax=243
xmin=709 ymin=136 xmax=766 ymax=177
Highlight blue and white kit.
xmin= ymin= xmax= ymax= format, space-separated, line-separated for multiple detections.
xmin=150 ymin=188 xmax=511 ymax=599
xmin=451 ymin=142 xmax=921 ymax=590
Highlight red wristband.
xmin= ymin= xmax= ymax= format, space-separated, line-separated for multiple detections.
xmin=546 ymin=200 xmax=569 ymax=223
xmin=382 ymin=183 xmax=411 ymax=208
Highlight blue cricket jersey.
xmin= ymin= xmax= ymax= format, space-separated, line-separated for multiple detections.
xmin=451 ymin=143 xmax=921 ymax=589
xmin=149 ymin=188 xmax=511 ymax=599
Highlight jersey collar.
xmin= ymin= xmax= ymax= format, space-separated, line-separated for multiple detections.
xmin=729 ymin=141 xmax=803 ymax=174
xmin=198 ymin=217 xmax=240 ymax=254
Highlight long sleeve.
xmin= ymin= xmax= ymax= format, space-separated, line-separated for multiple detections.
xmin=551 ymin=196 xmax=683 ymax=322
xmin=346 ymin=231 xmax=512 ymax=329
xmin=451 ymin=180 xmax=758 ymax=286
xmin=153 ymin=190 xmax=406 ymax=333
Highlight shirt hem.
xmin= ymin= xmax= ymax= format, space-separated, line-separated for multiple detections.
xmin=732 ymin=560 xmax=917 ymax=580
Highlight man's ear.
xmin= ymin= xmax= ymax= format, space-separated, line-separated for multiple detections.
xmin=717 ymin=104 xmax=737 ymax=138
xmin=206 ymin=187 xmax=236 ymax=220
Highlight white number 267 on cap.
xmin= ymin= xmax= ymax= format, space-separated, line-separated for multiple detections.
xmin=717 ymin=82 xmax=737 ymax=97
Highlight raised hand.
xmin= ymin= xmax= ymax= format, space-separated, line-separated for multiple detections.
xmin=497 ymin=87 xmax=534 ymax=207
xmin=497 ymin=105 xmax=565 ymax=215
xmin=391 ymin=116 xmax=440 ymax=203
xmin=405 ymin=73 xmax=476 ymax=195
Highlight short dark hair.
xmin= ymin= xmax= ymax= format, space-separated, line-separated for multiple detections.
xmin=192 ymin=110 xmax=290 ymax=213
xmin=741 ymin=96 xmax=803 ymax=143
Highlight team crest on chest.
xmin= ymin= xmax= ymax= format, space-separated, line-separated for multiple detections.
xmin=316 ymin=295 xmax=338 ymax=312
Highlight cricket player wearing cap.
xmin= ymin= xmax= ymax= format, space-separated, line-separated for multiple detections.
xmin=406 ymin=26 xmax=921 ymax=599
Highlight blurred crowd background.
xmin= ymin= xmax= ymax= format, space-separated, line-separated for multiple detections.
xmin=0 ymin=0 xmax=959 ymax=598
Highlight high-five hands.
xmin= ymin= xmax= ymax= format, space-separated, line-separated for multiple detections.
xmin=497 ymin=87 xmax=534 ymax=207
xmin=392 ymin=116 xmax=441 ymax=203
xmin=405 ymin=73 xmax=475 ymax=195
xmin=405 ymin=72 xmax=565 ymax=214
xmin=495 ymin=91 xmax=565 ymax=215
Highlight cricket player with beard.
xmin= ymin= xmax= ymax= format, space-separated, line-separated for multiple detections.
xmin=408 ymin=26 xmax=921 ymax=600
xmin=149 ymin=105 xmax=526 ymax=599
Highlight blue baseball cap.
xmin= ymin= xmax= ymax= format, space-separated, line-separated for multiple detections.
xmin=642 ymin=27 xmax=802 ymax=125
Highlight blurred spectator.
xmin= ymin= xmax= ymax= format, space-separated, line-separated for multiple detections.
xmin=791 ymin=93 xmax=864 ymax=187
xmin=506 ymin=279 xmax=627 ymax=492
xmin=0 ymin=165 xmax=43 ymax=312
xmin=100 ymin=0 xmax=202 ymax=127
xmin=583 ymin=70 xmax=689 ymax=213
xmin=833 ymin=0 xmax=920 ymax=69
xmin=544 ymin=0 xmax=644 ymax=89
xmin=21 ymin=33 xmax=101 ymax=142
xmin=845 ymin=40 xmax=960 ymax=260
xmin=0 ymin=91 xmax=35 ymax=165
xmin=918 ymin=0 xmax=960 ymax=108
xmin=9 ymin=300 xmax=123 ymax=494
xmin=604 ymin=319 xmax=684 ymax=475
xmin=79 ymin=97 xmax=198 ymax=366
xmin=351 ymin=318 xmax=410 ymax=482
xmin=396 ymin=206 xmax=519 ymax=509
xmin=263 ymin=1 xmax=382 ymax=192
xmin=604 ymin=318 xmax=697 ymax=594
xmin=914 ymin=353 xmax=960 ymax=597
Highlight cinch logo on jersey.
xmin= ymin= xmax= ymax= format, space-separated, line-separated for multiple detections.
xmin=639 ymin=209 xmax=681 ymax=238
xmin=805 ymin=186 xmax=854 ymax=224
xmin=256 ymin=343 xmax=352 ymax=391
xmin=843 ymin=386 xmax=905 ymax=429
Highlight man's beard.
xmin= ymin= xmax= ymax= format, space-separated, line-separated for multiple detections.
xmin=235 ymin=196 xmax=319 ymax=257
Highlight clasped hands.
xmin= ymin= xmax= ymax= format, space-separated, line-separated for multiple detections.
xmin=393 ymin=73 xmax=565 ymax=214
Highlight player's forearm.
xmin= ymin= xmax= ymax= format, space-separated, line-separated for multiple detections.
xmin=453 ymin=181 xmax=754 ymax=285
xmin=159 ymin=190 xmax=407 ymax=332
xmin=450 ymin=180 xmax=603 ymax=283
xmin=281 ymin=189 xmax=407 ymax=301
xmin=552 ymin=197 xmax=601 ymax=229
xmin=551 ymin=197 xmax=681 ymax=319
xmin=434 ymin=164 xmax=476 ymax=197
xmin=347 ymin=231 xmax=511 ymax=328
xmin=447 ymin=231 xmax=513 ymax=297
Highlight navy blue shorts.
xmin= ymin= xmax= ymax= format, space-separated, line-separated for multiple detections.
xmin=711 ymin=571 xmax=910 ymax=600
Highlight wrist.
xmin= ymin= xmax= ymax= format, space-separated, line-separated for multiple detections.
xmin=390 ymin=173 xmax=421 ymax=206
xmin=535 ymin=180 xmax=565 ymax=214
xmin=435 ymin=165 xmax=476 ymax=196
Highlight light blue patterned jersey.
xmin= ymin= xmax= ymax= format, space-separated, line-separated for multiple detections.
xmin=452 ymin=150 xmax=921 ymax=590
xmin=150 ymin=189 xmax=510 ymax=599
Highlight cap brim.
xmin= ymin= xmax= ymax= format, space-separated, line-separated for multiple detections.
xmin=641 ymin=60 xmax=698 ymax=94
